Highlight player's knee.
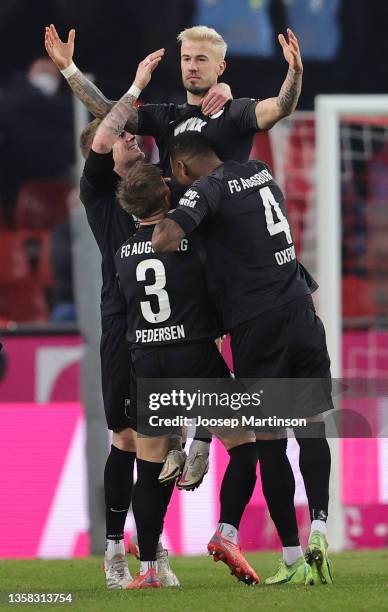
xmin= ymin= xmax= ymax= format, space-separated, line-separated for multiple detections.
xmin=136 ymin=436 xmax=170 ymax=463
xmin=227 ymin=442 xmax=258 ymax=481
xmin=219 ymin=431 xmax=256 ymax=450
xmin=112 ymin=427 xmax=137 ymax=452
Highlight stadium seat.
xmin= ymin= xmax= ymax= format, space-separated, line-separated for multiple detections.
xmin=19 ymin=229 xmax=54 ymax=287
xmin=343 ymin=276 xmax=376 ymax=319
xmin=14 ymin=180 xmax=72 ymax=230
xmin=0 ymin=230 xmax=53 ymax=322
xmin=0 ymin=204 xmax=6 ymax=229
xmin=0 ymin=279 xmax=49 ymax=322
xmin=0 ymin=230 xmax=53 ymax=286
xmin=0 ymin=231 xmax=30 ymax=282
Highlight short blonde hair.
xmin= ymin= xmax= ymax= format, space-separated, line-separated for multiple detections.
xmin=177 ymin=25 xmax=227 ymax=60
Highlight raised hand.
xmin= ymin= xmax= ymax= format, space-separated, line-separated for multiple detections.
xmin=45 ymin=24 xmax=75 ymax=70
xmin=201 ymin=82 xmax=232 ymax=117
xmin=278 ymin=28 xmax=303 ymax=73
xmin=133 ymin=49 xmax=165 ymax=91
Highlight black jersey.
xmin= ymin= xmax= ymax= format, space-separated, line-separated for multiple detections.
xmin=137 ymin=98 xmax=260 ymax=175
xmin=115 ymin=225 xmax=219 ymax=347
xmin=169 ymin=159 xmax=318 ymax=331
xmin=79 ymin=150 xmax=137 ymax=316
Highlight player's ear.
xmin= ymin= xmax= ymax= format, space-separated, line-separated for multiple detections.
xmin=178 ymin=160 xmax=189 ymax=178
xmin=164 ymin=191 xmax=171 ymax=211
xmin=163 ymin=181 xmax=172 ymax=209
xmin=218 ymin=59 xmax=226 ymax=76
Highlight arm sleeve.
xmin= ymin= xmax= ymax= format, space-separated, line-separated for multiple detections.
xmin=137 ymin=103 xmax=174 ymax=138
xmin=168 ymin=176 xmax=222 ymax=235
xmin=80 ymin=149 xmax=118 ymax=209
xmin=229 ymin=98 xmax=261 ymax=133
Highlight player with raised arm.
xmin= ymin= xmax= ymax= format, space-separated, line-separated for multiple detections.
xmin=44 ymin=25 xmax=330 ymax=580
xmin=77 ymin=54 xmax=179 ymax=589
xmin=44 ymin=22 xmax=232 ymax=484
xmin=45 ymin=22 xmax=304 ymax=489
xmin=152 ymin=132 xmax=333 ymax=586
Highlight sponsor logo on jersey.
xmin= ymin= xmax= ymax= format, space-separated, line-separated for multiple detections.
xmin=179 ymin=189 xmax=200 ymax=209
xmin=174 ymin=116 xmax=207 ymax=136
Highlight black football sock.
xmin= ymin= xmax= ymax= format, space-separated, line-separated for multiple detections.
xmin=295 ymin=423 xmax=331 ymax=521
xmin=193 ymin=436 xmax=212 ymax=443
xmin=159 ymin=480 xmax=175 ymax=537
xmin=132 ymin=459 xmax=164 ymax=561
xmin=219 ymin=442 xmax=257 ymax=529
xmin=256 ymin=439 xmax=300 ymax=547
xmin=104 ymin=445 xmax=135 ymax=541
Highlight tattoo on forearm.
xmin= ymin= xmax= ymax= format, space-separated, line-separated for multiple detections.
xmin=277 ymin=68 xmax=302 ymax=115
xmin=102 ymin=94 xmax=138 ymax=136
xmin=67 ymin=70 xmax=113 ymax=117
xmin=66 ymin=70 xmax=139 ymax=132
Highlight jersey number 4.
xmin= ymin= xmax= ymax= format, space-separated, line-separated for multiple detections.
xmin=260 ymin=186 xmax=292 ymax=244
xmin=136 ymin=259 xmax=171 ymax=324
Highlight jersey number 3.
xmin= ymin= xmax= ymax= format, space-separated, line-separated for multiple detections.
xmin=136 ymin=259 xmax=171 ymax=324
xmin=260 ymin=186 xmax=292 ymax=244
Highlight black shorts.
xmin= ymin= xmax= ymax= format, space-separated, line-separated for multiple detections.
xmin=230 ymin=295 xmax=333 ymax=419
xmin=132 ymin=340 xmax=230 ymax=434
xmin=100 ymin=315 xmax=136 ymax=431
xmin=131 ymin=340 xmax=229 ymax=378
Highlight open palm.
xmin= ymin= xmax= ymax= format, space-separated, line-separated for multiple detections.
xmin=278 ymin=28 xmax=303 ymax=73
xmin=45 ymin=24 xmax=75 ymax=70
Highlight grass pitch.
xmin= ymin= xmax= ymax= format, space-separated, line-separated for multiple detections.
xmin=1 ymin=550 xmax=388 ymax=611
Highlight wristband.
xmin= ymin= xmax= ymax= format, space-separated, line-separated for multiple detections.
xmin=127 ymin=84 xmax=141 ymax=99
xmin=60 ymin=62 xmax=78 ymax=79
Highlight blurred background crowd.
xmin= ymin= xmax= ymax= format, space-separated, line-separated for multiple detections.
xmin=0 ymin=0 xmax=387 ymax=327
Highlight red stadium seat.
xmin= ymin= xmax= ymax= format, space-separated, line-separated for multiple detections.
xmin=14 ymin=180 xmax=72 ymax=230
xmin=0 ymin=230 xmax=53 ymax=286
xmin=0 ymin=279 xmax=49 ymax=322
xmin=0 ymin=230 xmax=53 ymax=322
xmin=0 ymin=204 xmax=6 ymax=229
xmin=0 ymin=231 xmax=30 ymax=282
xmin=343 ymin=276 xmax=376 ymax=319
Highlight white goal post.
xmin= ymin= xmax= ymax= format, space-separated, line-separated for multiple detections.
xmin=316 ymin=95 xmax=388 ymax=552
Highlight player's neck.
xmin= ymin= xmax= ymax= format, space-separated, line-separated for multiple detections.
xmin=113 ymin=164 xmax=126 ymax=178
xmin=114 ymin=160 xmax=136 ymax=178
xmin=186 ymin=91 xmax=203 ymax=106
xmin=191 ymin=154 xmax=222 ymax=178
xmin=139 ymin=212 xmax=166 ymax=226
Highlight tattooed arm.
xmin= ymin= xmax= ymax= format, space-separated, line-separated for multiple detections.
xmin=255 ymin=28 xmax=303 ymax=130
xmin=92 ymin=92 xmax=139 ymax=153
xmin=67 ymin=71 xmax=115 ymax=118
xmin=44 ymin=24 xmax=164 ymax=133
xmin=92 ymin=53 xmax=164 ymax=153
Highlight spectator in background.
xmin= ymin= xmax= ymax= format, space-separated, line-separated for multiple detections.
xmin=0 ymin=57 xmax=74 ymax=226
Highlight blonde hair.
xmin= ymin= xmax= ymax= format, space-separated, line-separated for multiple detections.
xmin=177 ymin=25 xmax=227 ymax=60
